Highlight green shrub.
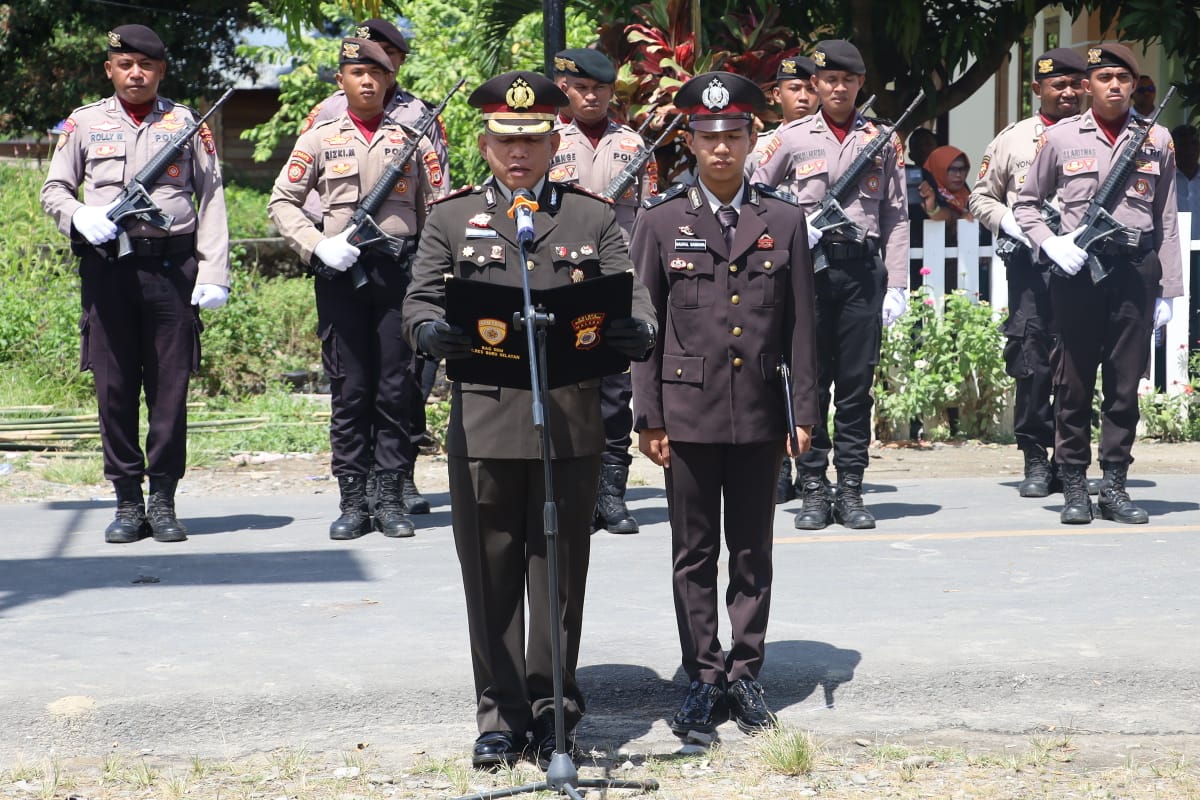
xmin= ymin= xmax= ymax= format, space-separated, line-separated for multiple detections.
xmin=224 ymin=183 xmax=274 ymax=239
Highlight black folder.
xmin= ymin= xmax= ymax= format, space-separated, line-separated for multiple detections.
xmin=444 ymin=271 xmax=633 ymax=389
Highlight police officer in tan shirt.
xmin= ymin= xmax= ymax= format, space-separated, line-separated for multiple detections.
xmin=1014 ymin=43 xmax=1182 ymax=525
xmin=269 ymin=38 xmax=445 ymax=540
xmin=969 ymin=48 xmax=1086 ymax=498
xmin=41 ymin=24 xmax=231 ymax=545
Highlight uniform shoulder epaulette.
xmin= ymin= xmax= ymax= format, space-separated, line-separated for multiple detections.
xmin=642 ymin=182 xmax=687 ymax=209
xmin=753 ymin=183 xmax=799 ymax=206
xmin=431 ymin=184 xmax=482 ymax=205
xmin=558 ymin=181 xmax=613 ymax=204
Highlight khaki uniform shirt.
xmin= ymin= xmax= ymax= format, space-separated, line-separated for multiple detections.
xmin=969 ymin=115 xmax=1047 ymax=236
xmin=41 ymin=95 xmax=231 ymax=286
xmin=267 ymin=114 xmax=446 ymax=265
xmin=403 ymin=180 xmax=655 ymax=460
xmin=744 ymin=125 xmax=780 ymax=178
xmin=1014 ymin=109 xmax=1183 ymax=298
xmin=751 ymin=113 xmax=910 ymax=287
xmin=550 ymin=119 xmax=658 ymax=242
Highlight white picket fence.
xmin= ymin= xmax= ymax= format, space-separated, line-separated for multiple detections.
xmin=912 ymin=213 xmax=1196 ymax=395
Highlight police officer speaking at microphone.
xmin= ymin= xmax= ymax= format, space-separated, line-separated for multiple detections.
xmin=41 ymin=24 xmax=231 ymax=544
xmin=1014 ymin=43 xmax=1182 ymax=526
xmin=630 ymin=71 xmax=818 ymax=740
xmin=402 ymin=71 xmax=655 ymax=770
xmin=969 ymin=47 xmax=1086 ymax=499
xmin=550 ymin=47 xmax=660 ymax=535
xmin=269 ymin=38 xmax=445 ymax=540
xmin=752 ymin=39 xmax=910 ymax=531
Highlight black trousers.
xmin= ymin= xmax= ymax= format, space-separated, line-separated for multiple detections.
xmin=1001 ymin=247 xmax=1056 ymax=452
xmin=599 ymin=370 xmax=634 ymax=466
xmin=796 ymin=256 xmax=886 ymax=475
xmin=1050 ymin=251 xmax=1159 ymax=466
xmin=315 ymin=259 xmax=417 ymax=476
xmin=79 ymin=248 xmax=199 ymax=482
xmin=449 ymin=454 xmax=599 ymax=735
xmin=665 ymin=440 xmax=781 ymax=686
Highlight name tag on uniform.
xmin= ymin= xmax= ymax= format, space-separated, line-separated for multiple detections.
xmin=465 ymin=228 xmax=499 ymax=238
xmin=674 ymin=238 xmax=707 ymax=251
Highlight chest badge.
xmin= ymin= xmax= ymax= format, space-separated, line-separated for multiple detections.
xmin=469 ymin=213 xmax=492 ymax=228
xmin=670 ymin=257 xmax=688 ymax=270
xmin=756 ymin=234 xmax=774 ymax=250
xmin=462 ymin=246 xmax=476 ymax=258
xmin=331 ymin=162 xmax=352 ymax=175
xmin=490 ymin=244 xmax=505 ymax=261
xmin=678 ymin=225 xmax=695 ymax=235
xmin=580 ymin=244 xmax=595 ymax=256
xmin=571 ymin=268 xmax=585 ymax=283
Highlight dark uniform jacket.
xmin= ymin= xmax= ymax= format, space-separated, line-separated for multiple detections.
xmin=630 ymin=183 xmax=819 ymax=442
xmin=403 ymin=180 xmax=655 ymax=460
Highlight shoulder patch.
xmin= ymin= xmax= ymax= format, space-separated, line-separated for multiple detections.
xmin=430 ymin=184 xmax=482 ymax=206
xmin=643 ymin=182 xmax=687 ymax=209
xmin=559 ymin=181 xmax=614 ymax=204
xmin=753 ymin=183 xmax=799 ymax=206
xmin=977 ymin=154 xmax=990 ymax=180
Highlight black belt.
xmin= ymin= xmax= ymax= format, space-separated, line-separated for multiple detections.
xmin=108 ymin=234 xmax=196 ymax=260
xmin=1092 ymin=231 xmax=1154 ymax=256
xmin=823 ymin=238 xmax=880 ymax=262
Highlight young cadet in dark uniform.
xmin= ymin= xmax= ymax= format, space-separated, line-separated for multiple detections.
xmin=41 ymin=24 xmax=231 ymax=544
xmin=752 ymin=40 xmax=909 ymax=531
xmin=1014 ymin=43 xmax=1182 ymax=525
xmin=631 ymin=71 xmax=818 ymax=738
xmin=550 ymin=47 xmax=659 ymax=535
xmin=969 ymin=48 xmax=1086 ymax=497
xmin=402 ymin=71 xmax=655 ymax=769
xmin=269 ymin=39 xmax=445 ymax=540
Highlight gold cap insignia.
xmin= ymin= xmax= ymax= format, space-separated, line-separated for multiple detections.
xmin=355 ymin=25 xmax=370 ymax=39
xmin=1087 ymin=48 xmax=1101 ymax=65
xmin=1037 ymin=58 xmax=1053 ymax=74
xmin=813 ymin=50 xmax=826 ymax=68
xmin=554 ymin=57 xmax=577 ymax=73
xmin=108 ymin=31 xmax=122 ymax=48
xmin=505 ymin=77 xmax=535 ymax=110
xmin=780 ymin=59 xmax=797 ymax=75
xmin=342 ymin=42 xmax=361 ymax=59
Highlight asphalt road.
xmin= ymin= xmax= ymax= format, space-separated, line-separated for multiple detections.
xmin=2 ymin=471 xmax=1198 ymax=765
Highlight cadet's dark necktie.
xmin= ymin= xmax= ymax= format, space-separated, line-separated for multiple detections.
xmin=717 ymin=205 xmax=739 ymax=250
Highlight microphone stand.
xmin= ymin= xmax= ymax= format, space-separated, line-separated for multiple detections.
xmin=451 ymin=191 xmax=657 ymax=800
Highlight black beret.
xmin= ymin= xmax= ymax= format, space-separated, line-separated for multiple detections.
xmin=553 ymin=48 xmax=616 ymax=84
xmin=469 ymin=70 xmax=568 ymax=135
xmin=339 ymin=38 xmax=394 ymax=73
xmin=776 ymin=55 xmax=816 ymax=82
xmin=107 ymin=25 xmax=165 ymax=61
xmin=812 ymin=39 xmax=865 ymax=75
xmin=355 ymin=19 xmax=409 ymax=55
xmin=675 ymin=71 xmax=765 ymax=132
xmin=1085 ymin=43 xmax=1140 ymax=78
xmin=1034 ymin=48 xmax=1086 ymax=79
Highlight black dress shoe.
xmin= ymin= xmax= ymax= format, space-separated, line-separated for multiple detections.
xmin=726 ymin=678 xmax=776 ymax=735
xmin=530 ymin=716 xmax=576 ymax=771
xmin=471 ymin=731 xmax=522 ymax=769
xmin=670 ymin=681 xmax=725 ymax=737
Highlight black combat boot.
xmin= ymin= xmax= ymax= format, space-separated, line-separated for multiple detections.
xmin=1018 ymin=445 xmax=1054 ymax=497
xmin=775 ymin=459 xmax=796 ymax=504
xmin=1097 ymin=461 xmax=1149 ymax=524
xmin=1058 ymin=463 xmax=1093 ymax=524
xmin=400 ymin=471 xmax=431 ymax=514
xmin=832 ymin=471 xmax=876 ymax=530
xmin=594 ymin=464 xmax=639 ymax=534
xmin=793 ymin=471 xmax=833 ymax=530
xmin=105 ymin=477 xmax=149 ymax=544
xmin=330 ymin=474 xmax=372 ymax=540
xmin=374 ymin=470 xmax=416 ymax=538
xmin=146 ymin=476 xmax=187 ymax=542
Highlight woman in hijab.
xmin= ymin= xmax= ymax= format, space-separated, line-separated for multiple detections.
xmin=918 ymin=145 xmax=974 ymax=222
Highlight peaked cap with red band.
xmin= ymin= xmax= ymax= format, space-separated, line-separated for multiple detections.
xmin=675 ymin=71 xmax=765 ymax=132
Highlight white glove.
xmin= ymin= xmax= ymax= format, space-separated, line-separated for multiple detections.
xmin=999 ymin=209 xmax=1031 ymax=247
xmin=191 ymin=284 xmax=229 ymax=310
xmin=881 ymin=287 xmax=908 ymax=327
xmin=71 ymin=201 xmax=120 ymax=246
xmin=312 ymin=229 xmax=361 ymax=272
xmin=1040 ymin=229 xmax=1087 ymax=275
xmin=1153 ymin=297 xmax=1173 ymax=329
xmin=804 ymin=212 xmax=824 ymax=249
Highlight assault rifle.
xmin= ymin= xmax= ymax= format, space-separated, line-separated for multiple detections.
xmin=600 ymin=113 xmax=683 ymax=201
xmin=808 ymin=90 xmax=925 ymax=272
xmin=313 ymin=78 xmax=465 ymax=289
xmin=777 ymin=356 xmax=800 ymax=457
xmin=107 ymin=87 xmax=234 ymax=260
xmin=994 ymin=201 xmax=1060 ymax=260
xmin=1060 ymin=85 xmax=1175 ymax=283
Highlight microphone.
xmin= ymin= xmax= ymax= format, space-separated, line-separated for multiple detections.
xmin=508 ymin=188 xmax=538 ymax=246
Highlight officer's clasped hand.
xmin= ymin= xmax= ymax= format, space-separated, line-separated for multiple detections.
xmin=312 ymin=229 xmax=361 ymax=272
xmin=191 ymin=284 xmax=229 ymax=310
xmin=999 ymin=209 xmax=1031 ymax=247
xmin=71 ymin=201 xmax=120 ymax=246
xmin=1153 ymin=297 xmax=1173 ymax=330
xmin=416 ymin=319 xmax=473 ymax=360
xmin=804 ymin=211 xmax=824 ymax=249
xmin=1041 ymin=229 xmax=1087 ymax=275
xmin=881 ymin=287 xmax=908 ymax=327
xmin=606 ymin=317 xmax=656 ymax=360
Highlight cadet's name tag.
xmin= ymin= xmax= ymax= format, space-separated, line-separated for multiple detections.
xmin=465 ymin=228 xmax=499 ymax=238
xmin=674 ymin=238 xmax=707 ymax=251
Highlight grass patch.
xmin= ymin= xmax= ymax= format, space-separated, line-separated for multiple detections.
xmin=753 ymin=724 xmax=820 ymax=776
xmin=38 ymin=455 xmax=103 ymax=485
